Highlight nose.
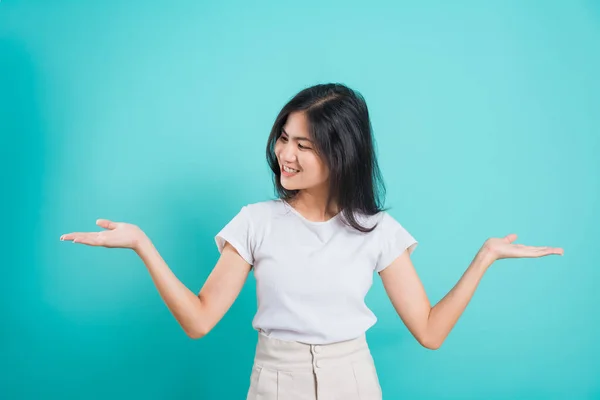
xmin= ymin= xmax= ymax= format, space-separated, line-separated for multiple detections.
xmin=279 ymin=141 xmax=297 ymax=163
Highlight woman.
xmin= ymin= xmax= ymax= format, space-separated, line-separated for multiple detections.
xmin=60 ymin=83 xmax=564 ymax=399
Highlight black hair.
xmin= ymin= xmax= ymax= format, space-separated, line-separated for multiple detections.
xmin=266 ymin=83 xmax=386 ymax=233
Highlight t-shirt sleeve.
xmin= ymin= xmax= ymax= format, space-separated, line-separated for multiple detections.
xmin=214 ymin=205 xmax=255 ymax=266
xmin=375 ymin=212 xmax=418 ymax=273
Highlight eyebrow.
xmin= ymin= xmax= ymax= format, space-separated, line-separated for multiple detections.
xmin=281 ymin=128 xmax=313 ymax=142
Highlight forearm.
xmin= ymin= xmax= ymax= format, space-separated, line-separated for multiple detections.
xmin=135 ymin=236 xmax=206 ymax=338
xmin=425 ymin=249 xmax=495 ymax=349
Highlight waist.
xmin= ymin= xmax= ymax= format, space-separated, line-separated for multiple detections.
xmin=253 ymin=331 xmax=374 ymax=373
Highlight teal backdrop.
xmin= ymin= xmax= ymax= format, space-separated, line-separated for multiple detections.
xmin=1 ymin=1 xmax=599 ymax=399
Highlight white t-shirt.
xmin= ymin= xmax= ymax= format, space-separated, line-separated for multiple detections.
xmin=214 ymin=199 xmax=417 ymax=345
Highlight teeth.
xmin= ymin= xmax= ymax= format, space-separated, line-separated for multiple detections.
xmin=284 ymin=166 xmax=299 ymax=173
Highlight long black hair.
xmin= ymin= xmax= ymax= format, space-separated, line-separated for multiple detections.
xmin=266 ymin=83 xmax=386 ymax=233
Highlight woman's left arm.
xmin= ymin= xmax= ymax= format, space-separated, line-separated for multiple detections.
xmin=379 ymin=234 xmax=563 ymax=350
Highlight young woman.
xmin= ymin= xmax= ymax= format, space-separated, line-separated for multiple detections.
xmin=60 ymin=83 xmax=564 ymax=399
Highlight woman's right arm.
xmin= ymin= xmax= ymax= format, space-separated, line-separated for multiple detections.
xmin=61 ymin=219 xmax=252 ymax=339
xmin=136 ymin=237 xmax=251 ymax=339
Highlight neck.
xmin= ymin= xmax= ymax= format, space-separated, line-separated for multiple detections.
xmin=289 ymin=189 xmax=339 ymax=222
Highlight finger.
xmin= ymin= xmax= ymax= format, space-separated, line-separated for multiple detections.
xmin=60 ymin=232 xmax=87 ymax=241
xmin=96 ymin=219 xmax=117 ymax=230
xmin=549 ymin=247 xmax=564 ymax=256
xmin=526 ymin=246 xmax=564 ymax=257
xmin=504 ymin=234 xmax=518 ymax=244
xmin=60 ymin=232 xmax=100 ymax=245
xmin=72 ymin=232 xmax=102 ymax=246
xmin=528 ymin=246 xmax=564 ymax=253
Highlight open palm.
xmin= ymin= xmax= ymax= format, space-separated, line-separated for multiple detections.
xmin=60 ymin=219 xmax=145 ymax=250
xmin=484 ymin=234 xmax=564 ymax=261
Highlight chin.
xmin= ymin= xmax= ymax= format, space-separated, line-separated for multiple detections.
xmin=281 ymin=174 xmax=312 ymax=191
xmin=280 ymin=179 xmax=301 ymax=191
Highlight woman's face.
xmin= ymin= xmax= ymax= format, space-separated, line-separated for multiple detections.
xmin=275 ymin=111 xmax=329 ymax=192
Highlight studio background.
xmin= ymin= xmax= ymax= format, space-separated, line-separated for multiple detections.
xmin=1 ymin=1 xmax=598 ymax=399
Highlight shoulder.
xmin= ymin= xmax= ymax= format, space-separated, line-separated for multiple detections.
xmin=348 ymin=209 xmax=393 ymax=229
xmin=376 ymin=210 xmax=401 ymax=229
xmin=239 ymin=199 xmax=283 ymax=220
xmin=349 ymin=209 xmax=412 ymax=237
xmin=377 ymin=210 xmax=415 ymax=237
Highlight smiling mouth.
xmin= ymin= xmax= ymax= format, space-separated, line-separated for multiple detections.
xmin=283 ymin=165 xmax=300 ymax=173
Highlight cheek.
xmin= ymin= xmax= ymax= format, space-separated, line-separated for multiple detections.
xmin=274 ymin=143 xmax=282 ymax=159
xmin=319 ymin=163 xmax=330 ymax=180
xmin=317 ymin=157 xmax=330 ymax=179
xmin=305 ymin=156 xmax=328 ymax=179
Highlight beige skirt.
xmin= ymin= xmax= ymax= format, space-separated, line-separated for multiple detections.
xmin=246 ymin=332 xmax=382 ymax=400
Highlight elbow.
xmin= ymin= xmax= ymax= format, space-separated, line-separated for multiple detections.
xmin=186 ymin=330 xmax=206 ymax=340
xmin=418 ymin=334 xmax=443 ymax=350
xmin=422 ymin=341 xmax=442 ymax=350
xmin=185 ymin=302 xmax=212 ymax=339
xmin=185 ymin=323 xmax=210 ymax=340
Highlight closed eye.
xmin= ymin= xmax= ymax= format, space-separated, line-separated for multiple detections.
xmin=279 ymin=133 xmax=311 ymax=150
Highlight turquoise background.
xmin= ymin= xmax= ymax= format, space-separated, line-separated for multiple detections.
xmin=1 ymin=1 xmax=598 ymax=399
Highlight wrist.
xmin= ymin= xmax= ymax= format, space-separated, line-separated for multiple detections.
xmin=133 ymin=233 xmax=152 ymax=254
xmin=475 ymin=245 xmax=497 ymax=269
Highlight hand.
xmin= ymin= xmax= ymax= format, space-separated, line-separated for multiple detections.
xmin=482 ymin=234 xmax=564 ymax=262
xmin=60 ymin=219 xmax=147 ymax=251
